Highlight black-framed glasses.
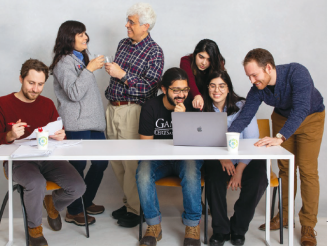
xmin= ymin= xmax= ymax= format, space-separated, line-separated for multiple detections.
xmin=168 ymin=87 xmax=190 ymax=94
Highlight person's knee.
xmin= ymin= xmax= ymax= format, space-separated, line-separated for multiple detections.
xmin=136 ymin=161 xmax=152 ymax=188
xmin=91 ymin=161 xmax=108 ymax=172
xmin=204 ymin=160 xmax=225 ymax=182
xmin=24 ymin=176 xmax=46 ymax=192
xmin=180 ymin=160 xmax=201 ymax=185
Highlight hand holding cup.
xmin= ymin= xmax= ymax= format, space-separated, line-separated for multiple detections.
xmin=86 ymin=55 xmax=104 ymax=72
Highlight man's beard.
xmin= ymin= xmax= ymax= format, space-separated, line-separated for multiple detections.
xmin=167 ymin=94 xmax=186 ymax=106
xmin=22 ymin=90 xmax=40 ymax=100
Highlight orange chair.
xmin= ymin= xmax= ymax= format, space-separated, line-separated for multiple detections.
xmin=139 ymin=175 xmax=208 ymax=244
xmin=0 ymin=167 xmax=89 ymax=246
xmin=257 ymin=119 xmax=283 ymax=244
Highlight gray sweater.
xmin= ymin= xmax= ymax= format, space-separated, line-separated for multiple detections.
xmin=53 ymin=54 xmax=106 ymax=132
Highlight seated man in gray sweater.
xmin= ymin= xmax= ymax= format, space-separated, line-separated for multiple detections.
xmin=229 ymin=48 xmax=325 ymax=246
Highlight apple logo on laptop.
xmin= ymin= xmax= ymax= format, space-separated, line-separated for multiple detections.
xmin=197 ymin=126 xmax=202 ymax=132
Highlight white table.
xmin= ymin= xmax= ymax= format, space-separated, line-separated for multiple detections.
xmin=1 ymin=139 xmax=294 ymax=246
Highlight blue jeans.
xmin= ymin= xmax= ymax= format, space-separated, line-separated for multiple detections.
xmin=66 ymin=130 xmax=108 ymax=215
xmin=136 ymin=159 xmax=203 ymax=227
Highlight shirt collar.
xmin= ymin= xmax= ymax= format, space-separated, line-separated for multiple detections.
xmin=128 ymin=33 xmax=152 ymax=49
xmin=73 ymin=50 xmax=85 ymax=64
xmin=212 ymin=103 xmax=227 ymax=112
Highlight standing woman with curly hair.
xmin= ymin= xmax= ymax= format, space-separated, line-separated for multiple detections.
xmin=50 ymin=20 xmax=108 ymax=226
xmin=180 ymin=39 xmax=225 ymax=111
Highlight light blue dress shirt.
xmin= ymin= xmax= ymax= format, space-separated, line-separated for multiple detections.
xmin=213 ymin=100 xmax=259 ymax=165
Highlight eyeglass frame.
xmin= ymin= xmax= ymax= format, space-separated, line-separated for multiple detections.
xmin=168 ymin=87 xmax=191 ymax=94
xmin=208 ymin=83 xmax=228 ymax=91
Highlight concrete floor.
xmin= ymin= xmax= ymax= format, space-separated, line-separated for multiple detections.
xmin=0 ymin=214 xmax=326 ymax=246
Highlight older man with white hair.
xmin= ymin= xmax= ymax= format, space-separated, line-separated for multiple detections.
xmin=105 ymin=3 xmax=164 ymax=228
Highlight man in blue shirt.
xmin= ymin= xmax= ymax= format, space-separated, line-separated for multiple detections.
xmin=229 ymin=48 xmax=325 ymax=246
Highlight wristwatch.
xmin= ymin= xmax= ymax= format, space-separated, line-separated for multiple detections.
xmin=276 ymin=133 xmax=286 ymax=142
xmin=120 ymin=74 xmax=127 ymax=83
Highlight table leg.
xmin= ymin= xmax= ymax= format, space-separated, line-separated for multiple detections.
xmin=265 ymin=159 xmax=270 ymax=246
xmin=288 ymin=157 xmax=294 ymax=246
xmin=6 ymin=160 xmax=13 ymax=246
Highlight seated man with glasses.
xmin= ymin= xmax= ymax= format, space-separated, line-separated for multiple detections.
xmin=136 ymin=67 xmax=203 ymax=246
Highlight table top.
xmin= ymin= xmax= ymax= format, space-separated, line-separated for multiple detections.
xmin=0 ymin=139 xmax=293 ymax=161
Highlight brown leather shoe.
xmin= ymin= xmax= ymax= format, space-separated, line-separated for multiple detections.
xmin=43 ymin=195 xmax=62 ymax=231
xmin=65 ymin=211 xmax=95 ymax=226
xmin=184 ymin=225 xmax=200 ymax=246
xmin=28 ymin=226 xmax=48 ymax=246
xmin=258 ymin=213 xmax=294 ymax=231
xmin=139 ymin=224 xmax=162 ymax=246
xmin=86 ymin=203 xmax=105 ymax=215
xmin=301 ymin=226 xmax=317 ymax=246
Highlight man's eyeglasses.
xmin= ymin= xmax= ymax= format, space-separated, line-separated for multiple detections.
xmin=208 ymin=84 xmax=228 ymax=91
xmin=168 ymin=87 xmax=190 ymax=94
xmin=126 ymin=18 xmax=136 ymax=26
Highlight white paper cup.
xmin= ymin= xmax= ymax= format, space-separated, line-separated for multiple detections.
xmin=36 ymin=131 xmax=49 ymax=150
xmin=226 ymin=132 xmax=240 ymax=153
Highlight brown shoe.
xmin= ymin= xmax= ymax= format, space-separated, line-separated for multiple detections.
xmin=139 ymin=224 xmax=162 ymax=246
xmin=184 ymin=225 xmax=200 ymax=246
xmin=258 ymin=213 xmax=294 ymax=231
xmin=301 ymin=226 xmax=317 ymax=246
xmin=28 ymin=226 xmax=48 ymax=246
xmin=43 ymin=195 xmax=62 ymax=231
xmin=86 ymin=203 xmax=105 ymax=215
xmin=65 ymin=211 xmax=96 ymax=226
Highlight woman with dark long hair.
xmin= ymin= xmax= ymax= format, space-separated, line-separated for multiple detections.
xmin=203 ymin=71 xmax=268 ymax=246
xmin=50 ymin=20 xmax=108 ymax=226
xmin=180 ymin=39 xmax=225 ymax=111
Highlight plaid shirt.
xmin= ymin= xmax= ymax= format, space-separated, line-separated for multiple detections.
xmin=105 ymin=34 xmax=164 ymax=105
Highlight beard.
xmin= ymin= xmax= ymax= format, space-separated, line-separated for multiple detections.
xmin=22 ymin=90 xmax=40 ymax=100
xmin=167 ymin=94 xmax=186 ymax=106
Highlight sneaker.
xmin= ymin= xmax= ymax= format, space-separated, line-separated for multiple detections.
xmin=112 ymin=206 xmax=127 ymax=220
xmin=258 ymin=213 xmax=294 ymax=231
xmin=139 ymin=224 xmax=162 ymax=246
xmin=184 ymin=225 xmax=200 ymax=246
xmin=301 ymin=226 xmax=317 ymax=246
xmin=43 ymin=195 xmax=62 ymax=231
xmin=117 ymin=212 xmax=144 ymax=228
xmin=86 ymin=203 xmax=105 ymax=215
xmin=209 ymin=233 xmax=230 ymax=246
xmin=28 ymin=225 xmax=48 ymax=246
xmin=65 ymin=211 xmax=95 ymax=226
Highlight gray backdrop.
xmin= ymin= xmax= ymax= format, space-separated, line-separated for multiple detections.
xmin=0 ymin=0 xmax=326 ymax=219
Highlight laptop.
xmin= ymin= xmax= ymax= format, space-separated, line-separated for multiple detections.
xmin=172 ymin=112 xmax=227 ymax=147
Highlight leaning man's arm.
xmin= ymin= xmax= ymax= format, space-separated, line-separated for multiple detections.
xmin=228 ymin=87 xmax=262 ymax=133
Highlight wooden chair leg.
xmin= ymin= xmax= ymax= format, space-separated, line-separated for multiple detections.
xmin=271 ymin=187 xmax=277 ymax=219
xmin=81 ymin=197 xmax=89 ymax=238
xmin=204 ymin=185 xmax=208 ymax=245
xmin=139 ymin=205 xmax=143 ymax=241
xmin=278 ymin=178 xmax=283 ymax=244
xmin=17 ymin=185 xmax=29 ymax=246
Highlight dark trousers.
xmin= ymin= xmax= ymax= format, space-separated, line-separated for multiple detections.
xmin=66 ymin=130 xmax=108 ymax=215
xmin=205 ymin=159 xmax=268 ymax=235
